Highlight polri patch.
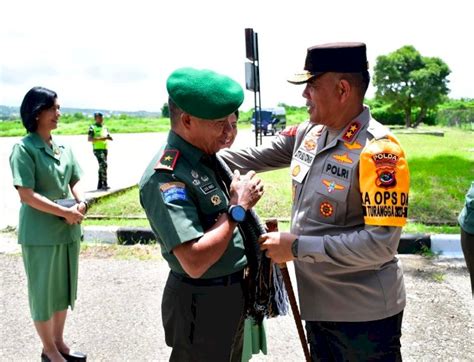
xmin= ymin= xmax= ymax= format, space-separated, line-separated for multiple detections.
xmin=160 ymin=182 xmax=187 ymax=203
xmin=323 ymin=160 xmax=351 ymax=181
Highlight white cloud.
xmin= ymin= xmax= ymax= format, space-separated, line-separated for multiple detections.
xmin=1 ymin=0 xmax=472 ymax=112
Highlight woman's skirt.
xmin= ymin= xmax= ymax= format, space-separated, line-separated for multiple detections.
xmin=21 ymin=240 xmax=80 ymax=321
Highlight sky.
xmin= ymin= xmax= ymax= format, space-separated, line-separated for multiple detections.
xmin=0 ymin=0 xmax=472 ymax=112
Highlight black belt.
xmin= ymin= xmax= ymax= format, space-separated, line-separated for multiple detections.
xmin=170 ymin=270 xmax=243 ymax=287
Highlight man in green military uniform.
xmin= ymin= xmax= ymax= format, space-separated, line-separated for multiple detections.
xmin=88 ymin=112 xmax=112 ymax=190
xmin=139 ymin=68 xmax=265 ymax=362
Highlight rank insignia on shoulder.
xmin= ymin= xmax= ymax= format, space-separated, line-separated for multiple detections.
xmin=154 ymin=149 xmax=180 ymax=171
xmin=341 ymin=121 xmax=361 ymax=143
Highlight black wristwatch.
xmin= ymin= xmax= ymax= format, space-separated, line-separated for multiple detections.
xmin=291 ymin=238 xmax=299 ymax=258
xmin=227 ymin=204 xmax=246 ymax=223
xmin=78 ymin=200 xmax=89 ymax=212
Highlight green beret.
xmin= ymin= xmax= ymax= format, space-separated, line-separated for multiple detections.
xmin=166 ymin=67 xmax=244 ymax=120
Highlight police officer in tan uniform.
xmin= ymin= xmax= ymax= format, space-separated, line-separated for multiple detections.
xmin=220 ymin=43 xmax=410 ymax=361
xmin=139 ymin=68 xmax=264 ymax=362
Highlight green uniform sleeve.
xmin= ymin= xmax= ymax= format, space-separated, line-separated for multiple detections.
xmin=140 ymin=172 xmax=204 ymax=253
xmin=9 ymin=143 xmax=35 ymax=189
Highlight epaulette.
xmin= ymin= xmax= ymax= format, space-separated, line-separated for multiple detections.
xmin=154 ymin=149 xmax=180 ymax=171
xmin=366 ymin=120 xmax=390 ymax=140
xmin=340 ymin=121 xmax=362 ymax=143
xmin=280 ymin=125 xmax=299 ymax=137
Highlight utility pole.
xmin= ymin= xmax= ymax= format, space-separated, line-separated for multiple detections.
xmin=244 ymin=28 xmax=262 ymax=146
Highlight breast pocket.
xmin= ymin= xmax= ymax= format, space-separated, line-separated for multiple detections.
xmin=195 ymin=183 xmax=227 ymax=231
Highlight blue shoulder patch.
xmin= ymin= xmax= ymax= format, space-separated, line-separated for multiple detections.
xmin=160 ymin=182 xmax=187 ymax=203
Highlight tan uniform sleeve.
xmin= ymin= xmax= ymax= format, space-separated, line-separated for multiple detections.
xmin=219 ymin=132 xmax=296 ymax=173
xmin=297 ymin=226 xmax=402 ymax=268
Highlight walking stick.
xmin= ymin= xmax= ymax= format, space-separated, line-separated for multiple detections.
xmin=265 ymin=219 xmax=311 ymax=362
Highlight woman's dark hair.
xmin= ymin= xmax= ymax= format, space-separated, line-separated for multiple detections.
xmin=20 ymin=87 xmax=57 ymax=133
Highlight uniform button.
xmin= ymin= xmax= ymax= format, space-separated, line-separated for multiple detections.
xmin=62 ymin=193 xmax=66 ymax=197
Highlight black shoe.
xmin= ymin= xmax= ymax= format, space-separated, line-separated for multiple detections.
xmin=60 ymin=350 xmax=87 ymax=361
xmin=97 ymin=181 xmax=103 ymax=190
xmin=41 ymin=353 xmax=51 ymax=362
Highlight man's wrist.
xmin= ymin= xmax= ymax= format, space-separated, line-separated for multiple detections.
xmin=291 ymin=237 xmax=299 ymax=258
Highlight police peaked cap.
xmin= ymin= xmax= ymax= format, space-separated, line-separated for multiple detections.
xmin=288 ymin=42 xmax=368 ymax=84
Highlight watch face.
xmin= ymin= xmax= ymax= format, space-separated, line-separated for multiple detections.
xmin=230 ymin=205 xmax=246 ymax=222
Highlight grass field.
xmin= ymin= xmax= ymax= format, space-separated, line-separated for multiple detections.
xmin=85 ymin=127 xmax=473 ymax=234
xmin=0 ymin=116 xmax=173 ymax=137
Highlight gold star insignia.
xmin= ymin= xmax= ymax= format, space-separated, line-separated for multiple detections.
xmin=164 ymin=155 xmax=172 ymax=161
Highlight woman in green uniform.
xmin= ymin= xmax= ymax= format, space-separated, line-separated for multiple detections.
xmin=9 ymin=87 xmax=88 ymax=362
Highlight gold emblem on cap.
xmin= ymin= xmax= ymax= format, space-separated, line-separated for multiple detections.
xmin=211 ymin=194 xmax=221 ymax=206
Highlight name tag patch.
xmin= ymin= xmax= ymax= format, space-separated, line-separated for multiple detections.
xmin=160 ymin=182 xmax=187 ymax=203
xmin=291 ymin=132 xmax=319 ymax=183
xmin=200 ymin=183 xmax=217 ymax=195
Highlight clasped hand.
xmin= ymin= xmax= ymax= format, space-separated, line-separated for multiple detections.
xmin=63 ymin=204 xmax=85 ymax=225
xmin=229 ymin=170 xmax=264 ymax=210
xmin=259 ymin=232 xmax=297 ymax=264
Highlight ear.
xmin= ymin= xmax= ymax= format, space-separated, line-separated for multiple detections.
xmin=180 ymin=113 xmax=192 ymax=130
xmin=338 ymin=79 xmax=352 ymax=103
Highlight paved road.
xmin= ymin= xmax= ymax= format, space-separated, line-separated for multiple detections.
xmin=0 ymin=246 xmax=472 ymax=361
xmin=0 ymin=130 xmax=272 ymax=230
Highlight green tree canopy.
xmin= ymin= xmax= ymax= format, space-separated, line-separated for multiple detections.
xmin=373 ymin=45 xmax=450 ymax=127
xmin=161 ymin=102 xmax=169 ymax=118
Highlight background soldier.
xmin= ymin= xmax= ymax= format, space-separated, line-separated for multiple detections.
xmin=88 ymin=112 xmax=112 ymax=190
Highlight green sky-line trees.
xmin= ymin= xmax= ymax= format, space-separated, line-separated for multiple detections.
xmin=373 ymin=45 xmax=451 ymax=128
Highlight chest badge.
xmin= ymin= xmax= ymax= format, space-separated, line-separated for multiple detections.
xmin=192 ymin=179 xmax=201 ymax=186
xmin=191 ymin=170 xmax=199 ymax=179
xmin=322 ymin=179 xmax=345 ymax=193
xmin=319 ymin=201 xmax=334 ymax=217
xmin=304 ymin=139 xmax=317 ymax=151
xmin=210 ymin=194 xmax=222 ymax=206
xmin=344 ymin=141 xmax=362 ymax=150
xmin=292 ymin=165 xmax=301 ymax=177
xmin=332 ymin=152 xmax=353 ymax=164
